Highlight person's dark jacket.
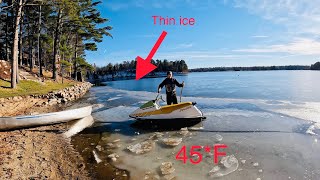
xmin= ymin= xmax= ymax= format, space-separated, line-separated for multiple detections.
xmin=158 ymin=78 xmax=183 ymax=94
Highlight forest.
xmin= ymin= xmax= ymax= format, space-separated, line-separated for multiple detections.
xmin=311 ymin=62 xmax=320 ymax=70
xmin=94 ymin=59 xmax=189 ymax=75
xmin=0 ymin=0 xmax=112 ymax=88
xmin=1 ymin=0 xmax=319 ymax=88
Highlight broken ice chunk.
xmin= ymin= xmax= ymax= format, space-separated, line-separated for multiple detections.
xmin=188 ymin=126 xmax=204 ymax=130
xmin=106 ymin=142 xmax=121 ymax=149
xmin=221 ymin=155 xmax=238 ymax=168
xmin=209 ymin=155 xmax=239 ymax=178
xmin=163 ymin=174 xmax=176 ymax=180
xmin=306 ymin=123 xmax=320 ymax=135
xmin=127 ymin=140 xmax=154 ymax=154
xmin=108 ymin=153 xmax=119 ymax=162
xmin=155 ymin=132 xmax=164 ymax=138
xmin=178 ymin=128 xmax=189 ymax=136
xmin=96 ymin=145 xmax=103 ymax=151
xmin=160 ymin=162 xmax=175 ymax=175
xmin=162 ymin=138 xmax=182 ymax=147
xmin=214 ymin=134 xmax=223 ymax=142
xmin=209 ymin=166 xmax=220 ymax=174
xmin=180 ymin=127 xmax=188 ymax=131
xmin=93 ymin=150 xmax=102 ymax=164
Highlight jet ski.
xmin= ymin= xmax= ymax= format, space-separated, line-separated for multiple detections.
xmin=129 ymin=94 xmax=205 ymax=121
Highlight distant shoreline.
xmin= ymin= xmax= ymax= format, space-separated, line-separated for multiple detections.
xmin=89 ymin=71 xmax=188 ymax=84
xmin=189 ymin=65 xmax=311 ymax=72
xmin=90 ymin=62 xmax=320 ymax=84
xmin=89 ymin=67 xmax=318 ymax=84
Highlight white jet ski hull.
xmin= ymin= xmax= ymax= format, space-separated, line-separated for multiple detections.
xmin=129 ymin=101 xmax=204 ymax=121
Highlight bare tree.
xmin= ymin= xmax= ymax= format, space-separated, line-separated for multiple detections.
xmin=52 ymin=8 xmax=61 ymax=80
xmin=11 ymin=0 xmax=23 ymax=88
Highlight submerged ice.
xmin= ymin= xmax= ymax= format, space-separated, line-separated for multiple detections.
xmin=209 ymin=155 xmax=239 ymax=178
xmin=127 ymin=140 xmax=154 ymax=154
xmin=76 ymin=86 xmax=320 ymax=180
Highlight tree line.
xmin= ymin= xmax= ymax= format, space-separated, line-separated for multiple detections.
xmin=190 ymin=65 xmax=313 ymax=72
xmin=94 ymin=59 xmax=188 ymax=75
xmin=311 ymin=62 xmax=320 ymax=70
xmin=0 ymin=0 xmax=112 ymax=88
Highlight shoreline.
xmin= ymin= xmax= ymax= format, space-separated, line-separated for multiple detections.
xmin=0 ymin=82 xmax=92 ymax=116
xmin=0 ymin=82 xmax=93 ymax=179
xmin=89 ymin=72 xmax=188 ymax=84
xmin=67 ymin=89 xmax=131 ymax=180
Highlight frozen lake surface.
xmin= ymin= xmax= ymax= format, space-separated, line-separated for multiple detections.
xmin=70 ymin=84 xmax=320 ymax=180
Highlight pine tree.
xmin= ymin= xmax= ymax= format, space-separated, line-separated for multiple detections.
xmin=70 ymin=0 xmax=112 ymax=80
xmin=1 ymin=0 xmax=112 ymax=85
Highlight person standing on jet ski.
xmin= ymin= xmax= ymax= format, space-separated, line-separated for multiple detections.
xmin=158 ymin=71 xmax=184 ymax=105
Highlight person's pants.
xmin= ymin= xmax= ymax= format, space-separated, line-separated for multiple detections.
xmin=166 ymin=93 xmax=178 ymax=105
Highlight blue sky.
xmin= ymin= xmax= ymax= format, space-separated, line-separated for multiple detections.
xmin=86 ymin=0 xmax=320 ymax=68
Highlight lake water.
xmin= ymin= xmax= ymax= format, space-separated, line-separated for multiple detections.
xmin=70 ymin=70 xmax=320 ymax=180
xmin=107 ymin=71 xmax=320 ymax=102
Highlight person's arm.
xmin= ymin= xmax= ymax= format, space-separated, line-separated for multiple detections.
xmin=174 ymin=79 xmax=184 ymax=87
xmin=158 ymin=79 xmax=166 ymax=92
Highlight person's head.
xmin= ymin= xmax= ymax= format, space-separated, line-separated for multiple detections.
xmin=167 ymin=71 xmax=173 ymax=79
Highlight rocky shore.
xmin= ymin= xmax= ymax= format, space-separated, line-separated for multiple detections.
xmin=0 ymin=82 xmax=92 ymax=116
xmin=0 ymin=82 xmax=93 ymax=179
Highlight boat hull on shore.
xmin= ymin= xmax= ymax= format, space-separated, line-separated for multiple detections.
xmin=0 ymin=106 xmax=92 ymax=130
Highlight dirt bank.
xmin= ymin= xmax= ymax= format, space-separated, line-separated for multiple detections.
xmin=0 ymin=82 xmax=93 ymax=179
xmin=0 ymin=125 xmax=90 ymax=179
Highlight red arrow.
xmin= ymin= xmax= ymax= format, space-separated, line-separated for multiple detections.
xmin=136 ymin=31 xmax=167 ymax=80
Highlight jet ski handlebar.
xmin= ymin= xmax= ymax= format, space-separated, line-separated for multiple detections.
xmin=154 ymin=93 xmax=165 ymax=103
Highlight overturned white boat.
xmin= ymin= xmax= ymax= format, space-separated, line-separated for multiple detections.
xmin=0 ymin=106 xmax=92 ymax=130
